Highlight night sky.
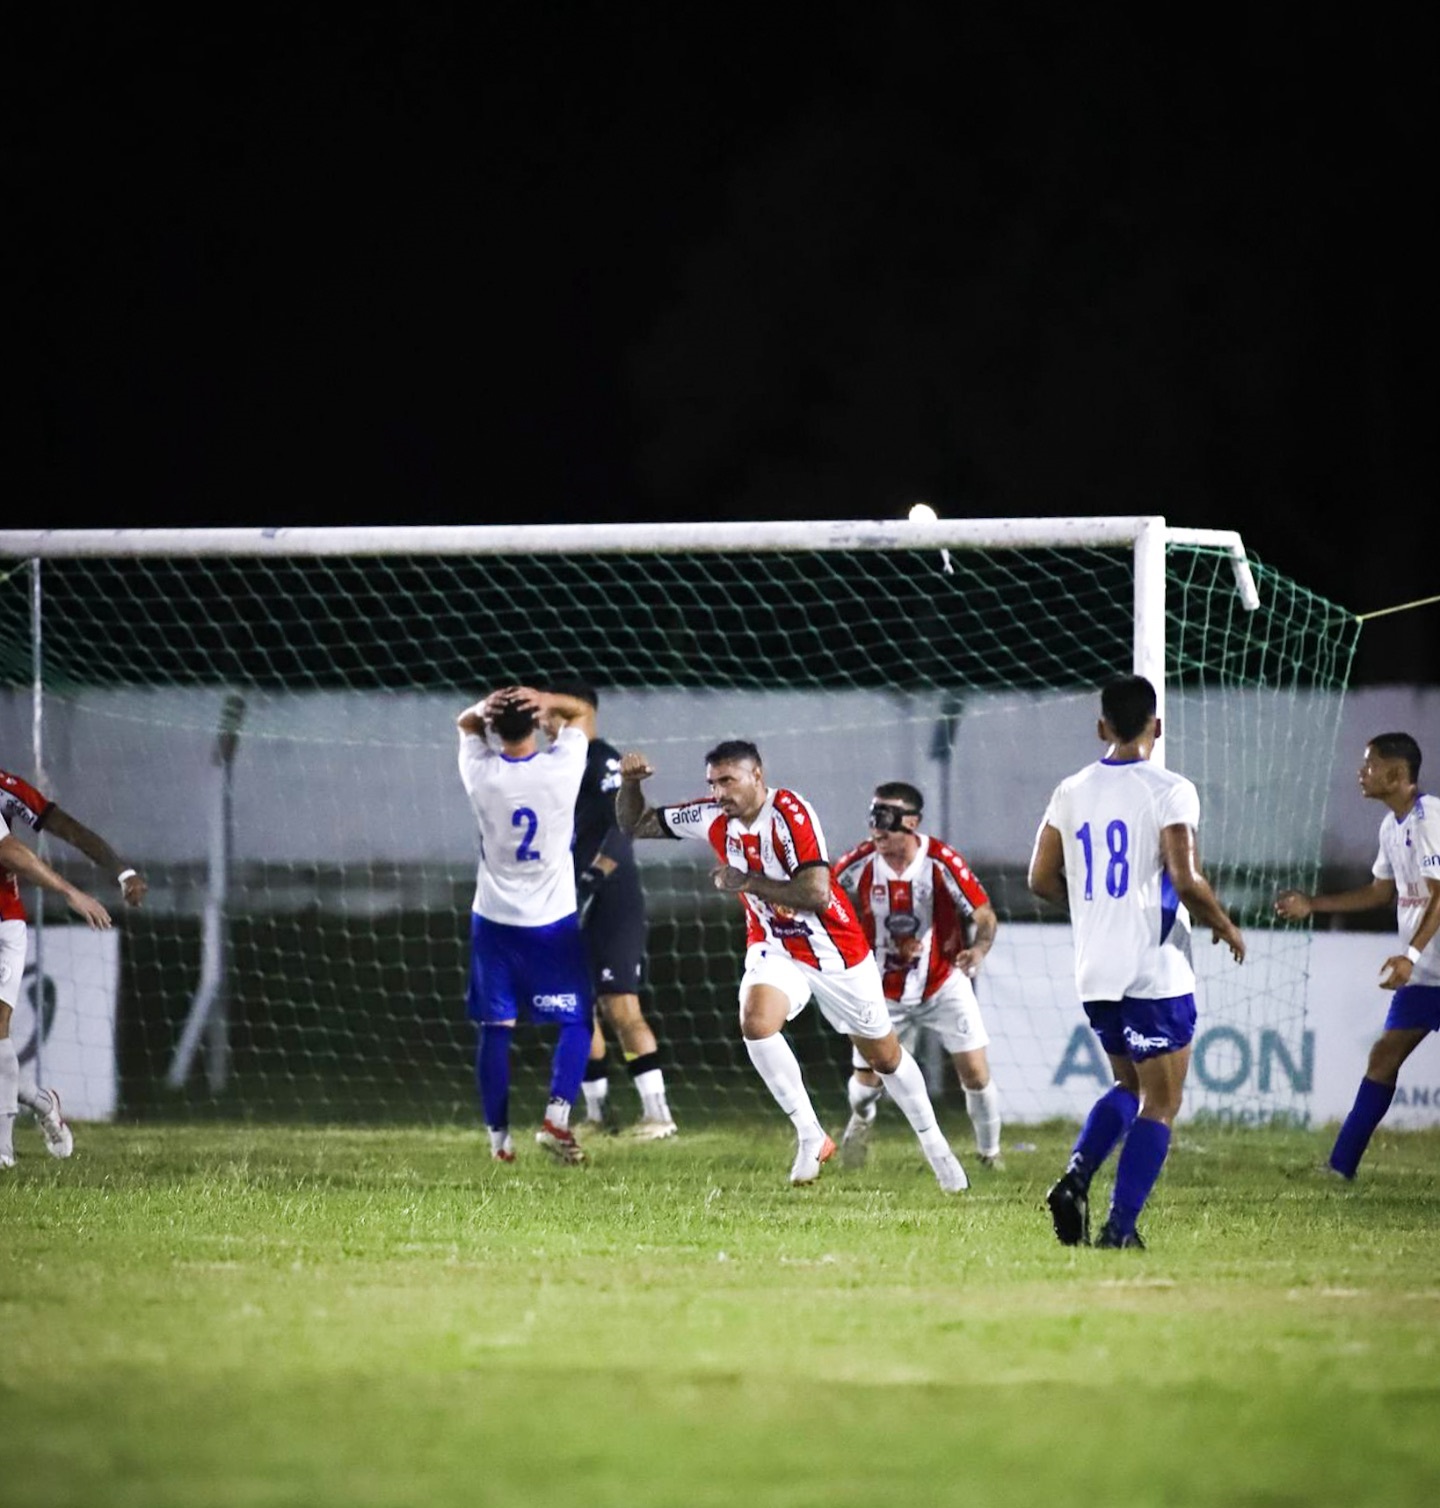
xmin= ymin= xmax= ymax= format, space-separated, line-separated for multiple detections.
xmin=28 ymin=8 xmax=1436 ymax=682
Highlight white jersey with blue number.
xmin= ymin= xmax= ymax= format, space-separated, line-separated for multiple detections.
xmin=1040 ymin=757 xmax=1202 ymax=1002
xmin=1373 ymin=792 xmax=1440 ymax=987
xmin=458 ymin=725 xmax=588 ymax=927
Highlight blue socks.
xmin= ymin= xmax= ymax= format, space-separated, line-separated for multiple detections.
xmin=1108 ymin=1116 xmax=1171 ymax=1237
xmin=1329 ymin=1076 xmax=1395 ymax=1179
xmin=1068 ymin=1085 xmax=1140 ymax=1186
xmin=476 ymin=1025 xmax=513 ymax=1129
xmin=548 ymin=1018 xmax=594 ymax=1109
xmin=479 ymin=1017 xmax=624 ymax=1131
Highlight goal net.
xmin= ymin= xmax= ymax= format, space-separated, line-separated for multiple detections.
xmin=0 ymin=520 xmax=1359 ymax=1133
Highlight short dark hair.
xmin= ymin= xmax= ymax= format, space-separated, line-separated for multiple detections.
xmin=1368 ymin=732 xmax=1422 ymax=782
xmin=704 ymin=739 xmax=762 ymax=768
xmin=489 ymin=698 xmax=537 ymax=741
xmin=874 ymin=781 xmax=923 ymax=814
xmin=545 ymin=678 xmax=599 ymax=709
xmin=1100 ymin=675 xmax=1158 ymax=742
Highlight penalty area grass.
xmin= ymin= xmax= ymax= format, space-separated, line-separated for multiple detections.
xmin=3 ymin=1120 xmax=1439 ymax=1508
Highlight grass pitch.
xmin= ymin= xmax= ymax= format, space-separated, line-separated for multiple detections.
xmin=4 ymin=1118 xmax=1439 ymax=1508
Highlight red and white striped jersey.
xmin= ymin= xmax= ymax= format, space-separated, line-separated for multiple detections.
xmin=832 ymin=834 xmax=990 ymax=1004
xmin=0 ymin=767 xmax=54 ymax=923
xmin=659 ymin=786 xmax=872 ymax=972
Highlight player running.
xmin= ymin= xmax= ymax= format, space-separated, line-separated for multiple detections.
xmin=616 ymin=739 xmax=967 ymax=1191
xmin=833 ymin=781 xmax=1003 ymax=1169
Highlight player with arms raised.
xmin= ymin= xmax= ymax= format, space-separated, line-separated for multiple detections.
xmin=1028 ymin=675 xmax=1245 ymax=1248
xmin=833 ymin=781 xmax=1003 ymax=1169
xmin=617 ymin=739 xmax=967 ymax=1191
xmin=457 ymin=685 xmax=597 ymax=1165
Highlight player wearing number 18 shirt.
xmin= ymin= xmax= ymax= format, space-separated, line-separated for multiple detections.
xmin=457 ymin=686 xmax=596 ymax=1165
xmin=1028 ymin=676 xmax=1245 ymax=1249
xmin=616 ymin=739 xmax=967 ymax=1191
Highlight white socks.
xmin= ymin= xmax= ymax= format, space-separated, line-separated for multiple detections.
xmin=965 ymin=1082 xmax=1002 ymax=1159
xmin=876 ymin=1047 xmax=949 ymax=1158
xmin=581 ymin=1077 xmax=609 ymax=1118
xmin=745 ymin=1034 xmax=824 ymax=1139
xmin=847 ymin=1073 xmax=883 ymax=1120
xmin=544 ymin=1097 xmax=572 ymax=1131
xmin=18 ymin=1083 xmax=53 ymax=1116
xmin=0 ymin=1038 xmax=18 ymax=1161
xmin=632 ymin=1067 xmax=671 ymax=1122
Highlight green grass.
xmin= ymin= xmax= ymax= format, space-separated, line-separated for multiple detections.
xmin=4 ymin=1119 xmax=1440 ymax=1508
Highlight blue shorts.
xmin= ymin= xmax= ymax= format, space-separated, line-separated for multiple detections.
xmin=1084 ymin=994 xmax=1198 ymax=1062
xmin=1384 ymin=983 xmax=1440 ymax=1033
xmin=466 ymin=912 xmax=592 ymax=1026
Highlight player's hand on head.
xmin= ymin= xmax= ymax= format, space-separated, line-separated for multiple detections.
xmin=619 ymin=752 xmax=654 ymax=782
xmin=1273 ymin=890 xmax=1311 ymax=921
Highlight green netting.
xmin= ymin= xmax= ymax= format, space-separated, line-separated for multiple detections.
xmin=0 ymin=533 xmax=1360 ymax=1132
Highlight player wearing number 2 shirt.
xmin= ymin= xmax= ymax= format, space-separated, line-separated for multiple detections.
xmin=1029 ymin=675 xmax=1245 ymax=1250
xmin=457 ymin=686 xmax=596 ymax=1166
xmin=616 ymin=738 xmax=967 ymax=1192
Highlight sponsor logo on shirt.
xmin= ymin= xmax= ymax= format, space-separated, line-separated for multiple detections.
xmin=532 ymin=993 xmax=579 ymax=1010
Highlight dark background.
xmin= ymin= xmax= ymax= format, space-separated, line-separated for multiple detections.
xmin=26 ymin=7 xmax=1436 ymax=683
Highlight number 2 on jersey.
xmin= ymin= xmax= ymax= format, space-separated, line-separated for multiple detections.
xmin=512 ymin=807 xmax=541 ymax=862
xmin=1075 ymin=820 xmax=1129 ymax=899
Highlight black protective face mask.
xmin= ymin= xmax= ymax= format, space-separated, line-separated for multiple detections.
xmin=867 ymin=803 xmax=916 ymax=833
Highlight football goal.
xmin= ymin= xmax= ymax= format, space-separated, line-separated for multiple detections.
xmin=0 ymin=518 xmax=1359 ymax=1130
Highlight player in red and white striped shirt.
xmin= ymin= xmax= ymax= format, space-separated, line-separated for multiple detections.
xmin=833 ymin=781 xmax=1003 ymax=1169
xmin=617 ymin=739 xmax=967 ymax=1191
xmin=2 ymin=766 xmax=144 ymax=1169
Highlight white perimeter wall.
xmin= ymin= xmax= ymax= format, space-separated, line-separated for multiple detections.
xmin=5 ymin=684 xmax=1438 ymax=871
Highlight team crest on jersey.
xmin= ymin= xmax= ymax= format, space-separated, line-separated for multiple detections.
xmin=872 ymin=886 xmax=886 ymax=901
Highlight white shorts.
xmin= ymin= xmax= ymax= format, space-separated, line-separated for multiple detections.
xmin=0 ymin=918 xmax=26 ymax=1009
xmin=739 ymin=943 xmax=894 ymax=1040
xmin=851 ymin=970 xmax=989 ymax=1067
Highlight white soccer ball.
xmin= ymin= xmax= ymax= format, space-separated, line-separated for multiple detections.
xmin=908 ymin=502 xmax=938 ymax=524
